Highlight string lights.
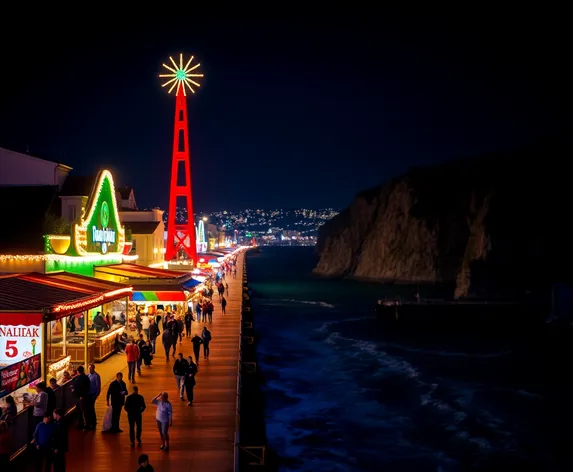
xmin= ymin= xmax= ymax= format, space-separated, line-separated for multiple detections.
xmin=0 ymin=253 xmax=138 ymax=262
xmin=73 ymin=170 xmax=126 ymax=256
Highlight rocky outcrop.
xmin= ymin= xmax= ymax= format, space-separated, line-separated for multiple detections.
xmin=315 ymin=134 xmax=572 ymax=298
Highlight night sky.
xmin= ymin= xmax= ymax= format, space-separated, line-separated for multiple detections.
xmin=0 ymin=9 xmax=570 ymax=211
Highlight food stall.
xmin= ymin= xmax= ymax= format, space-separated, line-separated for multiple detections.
xmin=0 ymin=272 xmax=132 ymax=407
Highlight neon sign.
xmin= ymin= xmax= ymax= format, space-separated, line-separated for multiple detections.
xmin=73 ymin=170 xmax=125 ymax=256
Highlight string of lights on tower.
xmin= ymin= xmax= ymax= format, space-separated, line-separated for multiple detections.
xmin=158 ymin=53 xmax=204 ymax=263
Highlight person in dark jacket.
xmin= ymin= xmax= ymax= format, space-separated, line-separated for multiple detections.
xmin=173 ymin=353 xmax=188 ymax=400
xmin=124 ymin=386 xmax=146 ymax=447
xmin=51 ymin=408 xmax=68 ymax=472
xmin=184 ymin=312 xmax=193 ymax=338
xmin=137 ymin=454 xmax=154 ymax=472
xmin=162 ymin=329 xmax=173 ymax=362
xmin=191 ymin=334 xmax=203 ymax=364
xmin=106 ymin=372 xmax=127 ymax=433
xmin=221 ymin=296 xmax=227 ymax=314
xmin=184 ymin=356 xmax=198 ymax=406
xmin=70 ymin=366 xmax=90 ymax=430
xmin=33 ymin=414 xmax=56 ymax=472
xmin=44 ymin=384 xmax=56 ymax=416
xmin=148 ymin=319 xmax=160 ymax=355
xmin=141 ymin=340 xmax=153 ymax=367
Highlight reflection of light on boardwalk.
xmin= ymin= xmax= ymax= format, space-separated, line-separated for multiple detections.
xmin=32 ymin=254 xmax=243 ymax=472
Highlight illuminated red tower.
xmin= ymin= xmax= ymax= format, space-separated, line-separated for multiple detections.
xmin=159 ymin=54 xmax=204 ymax=263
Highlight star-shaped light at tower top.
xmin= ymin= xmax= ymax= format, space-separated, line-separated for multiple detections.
xmin=159 ymin=53 xmax=204 ymax=96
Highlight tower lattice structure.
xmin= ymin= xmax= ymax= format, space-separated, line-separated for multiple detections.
xmin=165 ymin=86 xmax=197 ymax=263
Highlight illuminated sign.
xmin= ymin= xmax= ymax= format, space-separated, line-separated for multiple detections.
xmin=74 ymin=170 xmax=125 ymax=256
xmin=0 ymin=324 xmax=43 ymax=366
xmin=0 ymin=354 xmax=41 ymax=398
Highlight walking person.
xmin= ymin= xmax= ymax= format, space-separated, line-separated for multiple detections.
xmin=195 ymin=302 xmax=202 ymax=324
xmin=86 ymin=364 xmax=101 ymax=430
xmin=52 ymin=408 xmax=68 ymax=472
xmin=152 ymin=392 xmax=172 ymax=451
xmin=184 ymin=311 xmax=193 ymax=338
xmin=162 ymin=328 xmax=173 ymax=362
xmin=141 ymin=313 xmax=150 ymax=340
xmin=173 ymin=353 xmax=188 ymax=401
xmin=70 ymin=366 xmax=90 ymax=430
xmin=221 ymin=296 xmax=227 ymax=314
xmin=106 ymin=372 xmax=128 ymax=433
xmin=136 ymin=334 xmax=146 ymax=376
xmin=125 ymin=338 xmax=139 ymax=384
xmin=201 ymin=326 xmax=212 ymax=359
xmin=141 ymin=340 xmax=153 ymax=367
xmin=149 ymin=319 xmax=160 ymax=355
xmin=184 ymin=356 xmax=198 ymax=406
xmin=33 ymin=414 xmax=56 ymax=472
xmin=124 ymin=386 xmax=146 ymax=447
xmin=191 ymin=333 xmax=203 ymax=364
xmin=135 ymin=310 xmax=143 ymax=336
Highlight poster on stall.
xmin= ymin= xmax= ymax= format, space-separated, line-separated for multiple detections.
xmin=0 ymin=324 xmax=42 ymax=366
xmin=0 ymin=354 xmax=42 ymax=398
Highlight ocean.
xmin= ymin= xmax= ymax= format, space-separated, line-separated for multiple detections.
xmin=247 ymin=247 xmax=553 ymax=472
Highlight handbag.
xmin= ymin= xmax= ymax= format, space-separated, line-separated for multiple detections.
xmin=102 ymin=405 xmax=113 ymax=432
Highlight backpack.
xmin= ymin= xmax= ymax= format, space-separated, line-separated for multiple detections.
xmin=204 ymin=330 xmax=212 ymax=342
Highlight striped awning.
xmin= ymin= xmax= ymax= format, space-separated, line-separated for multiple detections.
xmin=132 ymin=291 xmax=187 ymax=302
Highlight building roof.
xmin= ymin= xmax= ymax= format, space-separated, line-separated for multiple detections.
xmin=117 ymin=187 xmax=133 ymax=199
xmin=58 ymin=175 xmax=96 ymax=197
xmin=125 ymin=221 xmax=160 ymax=235
xmin=0 ymin=272 xmax=132 ymax=322
xmin=94 ymin=263 xmax=190 ymax=280
xmin=0 ymin=185 xmax=60 ymax=253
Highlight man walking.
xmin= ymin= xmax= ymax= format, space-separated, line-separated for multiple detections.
xmin=201 ymin=327 xmax=212 ymax=359
xmin=124 ymin=386 xmax=146 ymax=447
xmin=191 ymin=333 xmax=203 ymax=364
xmin=162 ymin=329 xmax=173 ymax=362
xmin=52 ymin=408 xmax=68 ymax=472
xmin=33 ymin=414 xmax=55 ymax=472
xmin=136 ymin=334 xmax=146 ymax=376
xmin=184 ymin=311 xmax=193 ymax=338
xmin=70 ymin=367 xmax=90 ymax=430
xmin=173 ymin=353 xmax=188 ymax=401
xmin=125 ymin=338 xmax=139 ymax=384
xmin=221 ymin=296 xmax=227 ymax=314
xmin=148 ymin=319 xmax=160 ymax=355
xmin=106 ymin=372 xmax=127 ymax=433
xmin=86 ymin=364 xmax=101 ymax=430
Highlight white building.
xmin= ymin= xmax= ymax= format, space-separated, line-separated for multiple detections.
xmin=119 ymin=209 xmax=165 ymax=267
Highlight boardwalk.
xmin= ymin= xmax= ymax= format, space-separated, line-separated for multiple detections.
xmin=28 ymin=253 xmax=243 ymax=472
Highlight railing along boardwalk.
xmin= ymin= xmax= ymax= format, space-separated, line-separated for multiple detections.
xmin=22 ymin=253 xmax=245 ymax=472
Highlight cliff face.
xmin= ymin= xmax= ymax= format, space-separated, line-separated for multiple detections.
xmin=315 ymin=135 xmax=572 ymax=298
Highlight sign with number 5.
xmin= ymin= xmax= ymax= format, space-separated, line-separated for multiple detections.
xmin=0 ymin=324 xmax=43 ymax=365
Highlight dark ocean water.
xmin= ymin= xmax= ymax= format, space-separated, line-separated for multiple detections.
xmin=247 ymin=247 xmax=553 ymax=472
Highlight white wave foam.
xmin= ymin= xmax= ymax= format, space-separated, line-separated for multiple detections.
xmin=315 ymin=316 xmax=370 ymax=333
xmin=378 ymin=341 xmax=512 ymax=359
xmin=326 ymin=332 xmax=420 ymax=379
xmin=259 ymin=298 xmax=336 ymax=309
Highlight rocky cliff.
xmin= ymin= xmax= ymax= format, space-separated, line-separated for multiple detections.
xmin=315 ymin=135 xmax=572 ymax=298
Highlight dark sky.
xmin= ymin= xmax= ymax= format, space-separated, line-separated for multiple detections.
xmin=0 ymin=8 xmax=570 ymax=211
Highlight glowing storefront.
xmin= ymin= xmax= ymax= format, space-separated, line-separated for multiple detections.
xmin=0 ymin=169 xmax=137 ymax=401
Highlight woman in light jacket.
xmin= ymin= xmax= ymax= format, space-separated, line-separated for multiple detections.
xmin=152 ymin=392 xmax=172 ymax=451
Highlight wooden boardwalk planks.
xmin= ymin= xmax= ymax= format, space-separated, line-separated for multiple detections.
xmin=26 ymin=253 xmax=244 ymax=472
